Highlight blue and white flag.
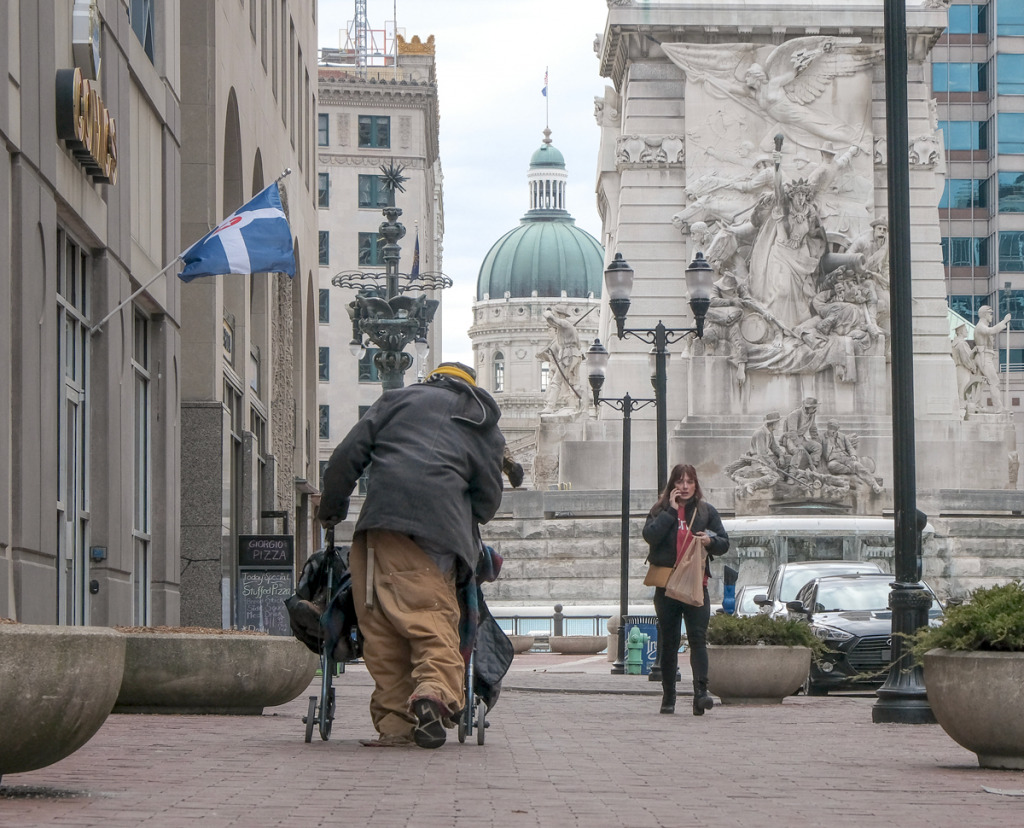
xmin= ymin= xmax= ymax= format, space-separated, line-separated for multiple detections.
xmin=179 ymin=182 xmax=295 ymax=281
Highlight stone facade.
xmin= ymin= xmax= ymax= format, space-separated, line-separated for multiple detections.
xmin=178 ymin=0 xmax=320 ymax=627
xmin=1 ymin=1 xmax=182 ymax=625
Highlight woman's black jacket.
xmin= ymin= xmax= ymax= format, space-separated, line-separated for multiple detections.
xmin=642 ymin=498 xmax=730 ymax=576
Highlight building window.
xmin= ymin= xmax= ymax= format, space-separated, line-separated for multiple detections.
xmin=319 ymin=346 xmax=330 ymax=382
xmin=941 ymin=236 xmax=989 ymax=267
xmin=223 ymin=312 xmax=235 ymax=364
xmin=998 ymin=113 xmax=1024 ymax=153
xmin=540 ymin=361 xmax=550 ymax=393
xmin=999 ymin=172 xmax=1024 ymax=212
xmin=997 ymin=54 xmax=1024 ymax=94
xmin=948 ymin=294 xmax=987 ymax=323
xmin=933 ymin=61 xmax=988 ymax=92
xmin=358 ymin=232 xmax=385 ymax=266
xmin=319 ymin=231 xmax=329 ymax=266
xmin=1000 ymin=290 xmax=1024 ymax=331
xmin=358 ymin=115 xmax=390 ymax=148
xmin=132 ymin=310 xmax=151 ymax=625
xmin=249 ymin=345 xmax=261 ymax=395
xmin=1000 ymin=348 xmax=1024 ymax=368
xmin=999 ymin=231 xmax=1024 ymax=271
xmin=997 ymin=2 xmax=1024 ymax=35
xmin=319 ymin=460 xmax=329 ymax=489
xmin=940 ymin=120 xmax=988 ymax=150
xmin=56 ymin=228 xmax=91 ymax=624
xmin=318 ymin=112 xmax=329 ymax=146
xmin=318 ymin=172 xmax=329 ymax=207
xmin=940 ymin=178 xmax=988 ymax=209
xmin=493 ymin=352 xmax=505 ymax=393
xmin=358 ymin=174 xmax=396 ymax=208
xmin=358 ymin=348 xmax=381 ymax=382
xmin=319 ymin=288 xmax=330 ymax=323
xmin=318 ymin=404 xmax=330 ymax=439
xmin=948 ymin=3 xmax=988 ymax=34
xmin=128 ymin=0 xmax=155 ymax=63
xmin=250 ymin=408 xmax=267 ymax=519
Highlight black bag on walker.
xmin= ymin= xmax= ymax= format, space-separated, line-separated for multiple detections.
xmin=284 ymin=546 xmax=361 ymax=663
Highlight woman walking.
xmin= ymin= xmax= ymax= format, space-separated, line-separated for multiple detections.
xmin=642 ymin=464 xmax=730 ymax=715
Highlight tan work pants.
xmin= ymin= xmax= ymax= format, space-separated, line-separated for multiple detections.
xmin=349 ymin=530 xmax=464 ymax=738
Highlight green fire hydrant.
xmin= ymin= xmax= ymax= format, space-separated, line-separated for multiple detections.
xmin=626 ymin=626 xmax=648 ymax=675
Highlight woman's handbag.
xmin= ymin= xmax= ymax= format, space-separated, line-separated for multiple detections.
xmin=664 ymin=532 xmax=706 ymax=606
xmin=643 ymin=565 xmax=673 ymax=588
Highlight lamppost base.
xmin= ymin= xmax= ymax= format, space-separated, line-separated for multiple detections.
xmin=610 ymin=660 xmax=625 ymax=675
xmin=871 ymin=696 xmax=936 ymax=725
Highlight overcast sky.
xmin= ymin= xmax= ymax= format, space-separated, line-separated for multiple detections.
xmin=317 ymin=0 xmax=609 ymax=366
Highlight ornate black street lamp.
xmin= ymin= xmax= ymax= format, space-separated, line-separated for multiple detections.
xmin=587 ymin=338 xmax=655 ymax=674
xmin=600 ymin=251 xmax=714 ymax=680
xmin=332 ymin=163 xmax=452 ymax=390
xmin=872 ymin=0 xmax=933 ymax=725
xmin=604 ymin=251 xmax=715 ymax=492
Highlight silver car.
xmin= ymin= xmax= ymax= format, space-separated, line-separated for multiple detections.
xmin=754 ymin=560 xmax=887 ymax=619
xmin=734 ymin=584 xmax=768 ymax=617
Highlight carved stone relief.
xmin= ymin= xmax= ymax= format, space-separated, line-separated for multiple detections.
xmin=664 ymin=37 xmax=886 ymax=383
xmin=616 ymin=134 xmax=685 ymax=165
xmin=337 ymin=113 xmax=349 ymax=147
xmin=727 ymin=403 xmax=883 ymax=501
xmin=909 ymin=133 xmax=940 ymax=167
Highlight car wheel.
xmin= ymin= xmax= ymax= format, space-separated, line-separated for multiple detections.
xmin=803 ymin=676 xmax=828 ymax=696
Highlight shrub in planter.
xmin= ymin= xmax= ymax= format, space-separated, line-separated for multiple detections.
xmin=707 ymin=613 xmax=827 ymax=651
xmin=909 ymin=581 xmax=1024 ymax=770
xmin=705 ymin=613 xmax=825 ymax=704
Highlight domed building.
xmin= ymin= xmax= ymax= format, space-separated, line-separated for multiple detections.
xmin=469 ymin=129 xmax=604 ymax=466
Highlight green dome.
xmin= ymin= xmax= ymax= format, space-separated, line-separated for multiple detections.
xmin=476 ymin=215 xmax=604 ymax=301
xmin=530 ymin=142 xmax=565 ymax=168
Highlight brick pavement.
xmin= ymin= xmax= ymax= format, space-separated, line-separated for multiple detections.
xmin=2 ymin=653 xmax=1022 ymax=827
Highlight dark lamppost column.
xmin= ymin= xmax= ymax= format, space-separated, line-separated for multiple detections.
xmin=601 ymin=252 xmax=713 ymax=678
xmin=872 ymin=0 xmax=934 ymax=725
xmin=333 ymin=163 xmax=451 ymax=390
xmin=588 ymin=339 xmax=655 ymax=674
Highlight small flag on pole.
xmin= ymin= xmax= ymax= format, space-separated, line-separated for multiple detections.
xmin=179 ymin=181 xmax=296 ymax=281
xmin=410 ymin=230 xmax=420 ymax=278
xmin=542 ymin=69 xmax=548 ymax=97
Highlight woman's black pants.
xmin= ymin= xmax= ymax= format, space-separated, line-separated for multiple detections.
xmin=653 ymin=585 xmax=711 ymax=688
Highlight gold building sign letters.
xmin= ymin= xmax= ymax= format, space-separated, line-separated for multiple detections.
xmin=56 ymin=67 xmax=118 ymax=185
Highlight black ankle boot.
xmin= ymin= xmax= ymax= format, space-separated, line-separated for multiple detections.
xmin=660 ymin=685 xmax=676 ymax=714
xmin=692 ymin=680 xmax=714 ymax=716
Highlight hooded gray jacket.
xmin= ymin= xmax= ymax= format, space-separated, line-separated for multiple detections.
xmin=319 ymin=376 xmax=505 ymax=570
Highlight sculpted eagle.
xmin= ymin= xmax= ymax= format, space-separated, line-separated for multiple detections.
xmin=661 ymin=36 xmax=882 ymax=154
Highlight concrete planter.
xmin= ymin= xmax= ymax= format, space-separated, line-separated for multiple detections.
xmin=114 ymin=632 xmax=318 ymax=715
xmin=924 ymin=649 xmax=1024 ymax=770
xmin=0 ymin=625 xmax=126 ymax=777
xmin=508 ymin=635 xmax=535 ymax=654
xmin=707 ymin=645 xmax=811 ymax=704
xmin=549 ymin=635 xmax=607 ymax=655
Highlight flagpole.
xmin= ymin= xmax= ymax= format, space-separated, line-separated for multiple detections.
xmin=89 ymin=258 xmax=180 ymax=336
xmin=90 ymin=168 xmax=293 ymax=336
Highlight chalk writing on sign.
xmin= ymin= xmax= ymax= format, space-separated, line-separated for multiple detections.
xmin=237 ymin=570 xmax=293 ymax=636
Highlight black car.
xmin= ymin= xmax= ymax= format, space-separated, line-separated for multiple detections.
xmin=785 ymin=573 xmax=943 ymax=695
